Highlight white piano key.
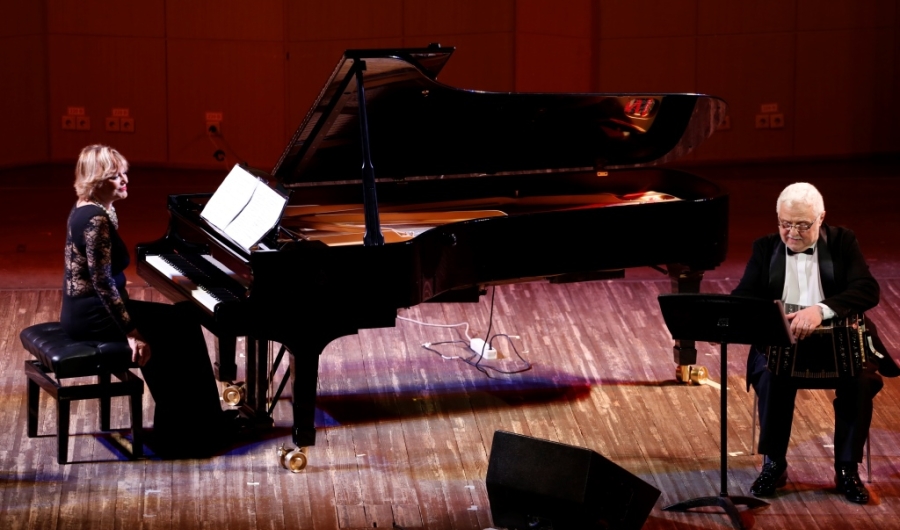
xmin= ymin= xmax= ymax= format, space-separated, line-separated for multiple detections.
xmin=144 ymin=255 xmax=181 ymax=279
xmin=191 ymin=289 xmax=219 ymax=312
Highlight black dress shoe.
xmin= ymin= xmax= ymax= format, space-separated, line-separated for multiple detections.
xmin=751 ymin=458 xmax=788 ymax=497
xmin=835 ymin=464 xmax=869 ymax=504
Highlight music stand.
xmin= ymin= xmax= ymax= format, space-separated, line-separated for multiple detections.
xmin=657 ymin=294 xmax=795 ymax=530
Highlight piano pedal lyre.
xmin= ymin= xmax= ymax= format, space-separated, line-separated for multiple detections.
xmin=222 ymin=382 xmax=246 ymax=406
xmin=675 ymin=365 xmax=709 ymax=385
xmin=276 ymin=444 xmax=308 ymax=472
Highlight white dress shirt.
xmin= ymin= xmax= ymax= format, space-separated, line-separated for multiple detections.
xmin=782 ymin=245 xmax=835 ymax=319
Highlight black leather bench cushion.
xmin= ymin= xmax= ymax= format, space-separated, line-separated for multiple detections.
xmin=20 ymin=322 xmax=134 ymax=379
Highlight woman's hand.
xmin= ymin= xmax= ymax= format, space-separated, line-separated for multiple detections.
xmin=126 ymin=331 xmax=152 ymax=366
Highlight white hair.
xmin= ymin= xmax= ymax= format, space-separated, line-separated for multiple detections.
xmin=776 ymin=182 xmax=824 ymax=217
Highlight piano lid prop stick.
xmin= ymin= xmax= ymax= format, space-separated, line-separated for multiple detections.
xmin=354 ymin=60 xmax=384 ymax=246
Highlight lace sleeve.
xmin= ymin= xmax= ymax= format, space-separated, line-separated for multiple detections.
xmin=84 ymin=214 xmax=135 ymax=334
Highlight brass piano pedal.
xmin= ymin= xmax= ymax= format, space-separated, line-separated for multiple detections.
xmin=675 ymin=365 xmax=709 ymax=385
xmin=222 ymin=382 xmax=246 ymax=406
xmin=277 ymin=444 xmax=308 ymax=473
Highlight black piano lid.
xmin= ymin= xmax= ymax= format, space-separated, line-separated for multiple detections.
xmin=271 ymin=45 xmax=727 ymax=188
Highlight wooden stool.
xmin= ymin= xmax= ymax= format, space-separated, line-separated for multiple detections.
xmin=20 ymin=322 xmax=144 ymax=464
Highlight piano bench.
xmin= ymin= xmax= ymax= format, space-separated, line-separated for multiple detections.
xmin=20 ymin=322 xmax=144 ymax=465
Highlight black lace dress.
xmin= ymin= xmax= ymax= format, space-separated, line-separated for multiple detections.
xmin=61 ymin=204 xmax=133 ymax=338
xmin=61 ymin=204 xmax=230 ymax=457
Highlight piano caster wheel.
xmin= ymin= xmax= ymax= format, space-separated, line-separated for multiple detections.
xmin=277 ymin=444 xmax=308 ymax=473
xmin=675 ymin=365 xmax=709 ymax=385
xmin=222 ymin=382 xmax=246 ymax=406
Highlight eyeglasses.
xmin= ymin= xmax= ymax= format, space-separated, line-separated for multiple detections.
xmin=778 ymin=220 xmax=813 ymax=232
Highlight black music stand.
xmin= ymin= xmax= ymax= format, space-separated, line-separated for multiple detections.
xmin=657 ymin=294 xmax=795 ymax=530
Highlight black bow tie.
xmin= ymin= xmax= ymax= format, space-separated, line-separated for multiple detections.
xmin=787 ymin=247 xmax=815 ymax=256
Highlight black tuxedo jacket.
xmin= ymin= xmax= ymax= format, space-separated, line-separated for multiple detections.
xmin=731 ymin=223 xmax=900 ymax=377
xmin=731 ymin=223 xmax=879 ymax=317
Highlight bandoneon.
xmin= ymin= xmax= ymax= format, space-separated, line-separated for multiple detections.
xmin=765 ymin=304 xmax=867 ymax=385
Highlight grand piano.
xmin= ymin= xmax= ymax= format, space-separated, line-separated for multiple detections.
xmin=137 ymin=45 xmax=728 ymax=455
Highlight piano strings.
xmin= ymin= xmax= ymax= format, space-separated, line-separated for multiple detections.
xmin=280 ymin=190 xmax=679 ymax=247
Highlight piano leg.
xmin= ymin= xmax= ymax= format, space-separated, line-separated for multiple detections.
xmin=246 ymin=337 xmax=272 ymax=422
xmin=667 ymin=264 xmax=703 ymax=366
xmin=213 ymin=335 xmax=238 ymax=382
xmin=216 ymin=335 xmax=250 ymax=408
xmin=288 ymin=343 xmax=326 ymax=447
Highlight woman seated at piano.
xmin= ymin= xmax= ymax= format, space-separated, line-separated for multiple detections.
xmin=61 ymin=144 xmax=238 ymax=458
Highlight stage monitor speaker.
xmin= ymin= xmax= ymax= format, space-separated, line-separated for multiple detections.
xmin=486 ymin=430 xmax=660 ymax=530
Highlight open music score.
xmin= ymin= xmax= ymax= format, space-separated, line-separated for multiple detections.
xmin=280 ymin=191 xmax=679 ymax=247
xmin=201 ymin=165 xmax=287 ymax=250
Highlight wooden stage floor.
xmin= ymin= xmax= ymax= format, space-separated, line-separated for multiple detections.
xmin=1 ymin=158 xmax=900 ymax=529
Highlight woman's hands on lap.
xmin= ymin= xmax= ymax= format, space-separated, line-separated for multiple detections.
xmin=127 ymin=330 xmax=151 ymax=366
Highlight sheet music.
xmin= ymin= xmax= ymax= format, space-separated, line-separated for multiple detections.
xmin=200 ymin=165 xmax=257 ymax=229
xmin=225 ymin=182 xmax=286 ymax=249
xmin=200 ymin=164 xmax=287 ymax=250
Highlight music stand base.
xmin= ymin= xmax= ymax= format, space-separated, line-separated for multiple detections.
xmin=664 ymin=494 xmax=768 ymax=530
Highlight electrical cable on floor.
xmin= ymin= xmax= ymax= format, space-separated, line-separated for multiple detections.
xmin=397 ymin=286 xmax=532 ymax=378
xmin=395 ymin=317 xmax=474 ymax=347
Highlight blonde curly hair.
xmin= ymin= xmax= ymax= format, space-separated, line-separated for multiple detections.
xmin=73 ymin=144 xmax=128 ymax=201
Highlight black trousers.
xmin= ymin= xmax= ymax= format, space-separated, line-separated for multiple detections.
xmin=748 ymin=348 xmax=882 ymax=464
xmin=61 ymin=297 xmax=225 ymax=448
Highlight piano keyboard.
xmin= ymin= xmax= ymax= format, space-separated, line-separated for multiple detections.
xmin=144 ymin=254 xmax=245 ymax=312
